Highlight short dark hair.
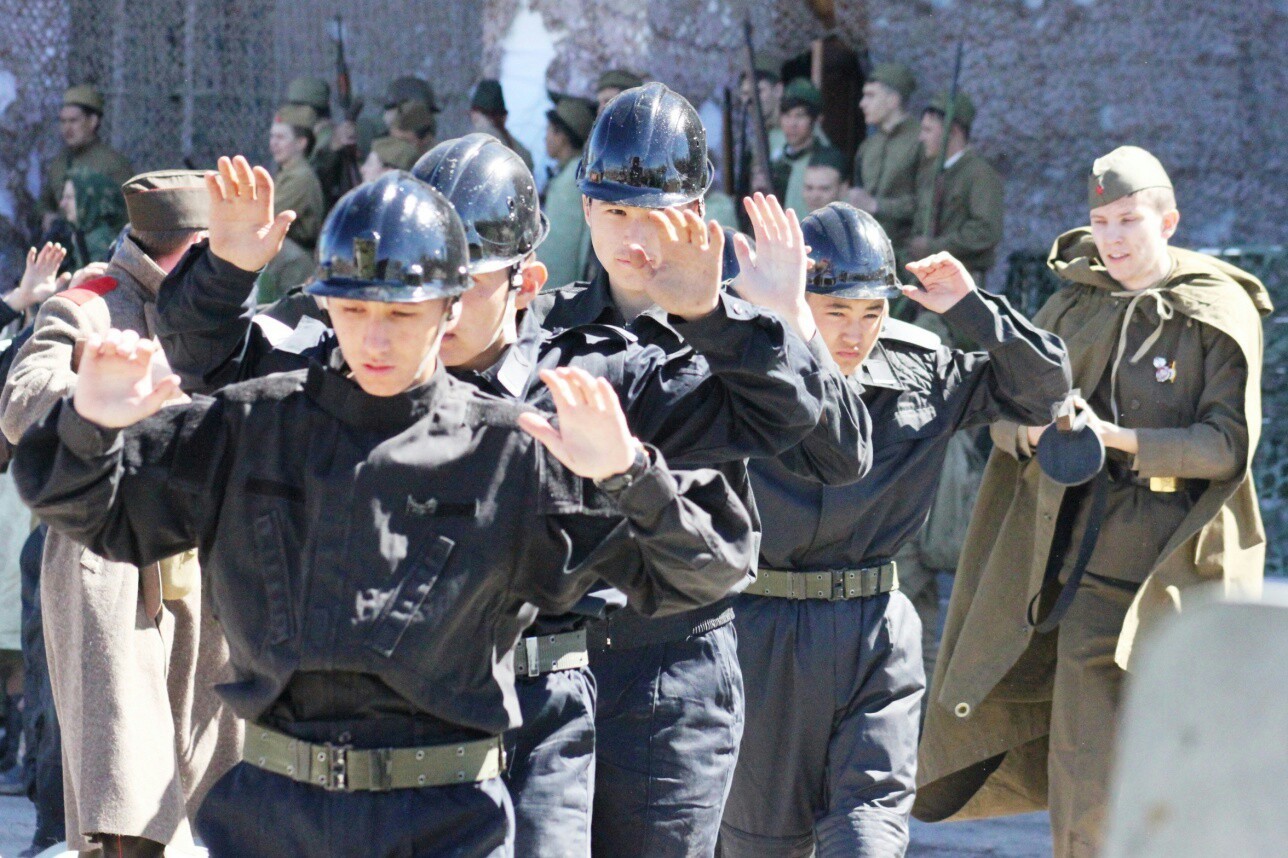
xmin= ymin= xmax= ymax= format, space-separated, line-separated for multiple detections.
xmin=129 ymin=227 xmax=203 ymax=258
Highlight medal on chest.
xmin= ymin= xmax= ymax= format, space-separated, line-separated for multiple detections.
xmin=1153 ymin=356 xmax=1176 ymax=383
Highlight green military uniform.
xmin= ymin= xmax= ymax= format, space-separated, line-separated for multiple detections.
xmin=912 ymin=148 xmax=1002 ymax=276
xmin=916 ymin=148 xmax=1271 ymax=858
xmin=273 ymin=155 xmax=325 ymax=252
xmin=855 ymin=116 xmax=922 ymax=254
xmin=537 ymin=156 xmax=591 ymax=289
xmin=42 ymin=140 xmax=133 ymax=220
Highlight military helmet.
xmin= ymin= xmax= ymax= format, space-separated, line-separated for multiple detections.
xmin=577 ymin=82 xmax=713 ymax=209
xmin=413 ymin=133 xmax=550 ymax=274
xmin=307 ymin=172 xmax=470 ymax=303
xmin=800 ymin=203 xmax=901 ymax=299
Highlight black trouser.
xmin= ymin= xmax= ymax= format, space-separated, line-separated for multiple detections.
xmin=590 ymin=621 xmax=744 ymax=858
xmin=504 ymin=666 xmax=596 ymax=858
xmin=20 ymin=524 xmax=63 ymax=847
xmin=197 ymin=716 xmax=511 ymax=858
xmin=719 ymin=591 xmax=923 ymax=858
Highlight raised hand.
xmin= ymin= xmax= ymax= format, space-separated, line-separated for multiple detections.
xmin=903 ymin=251 xmax=975 ymax=314
xmin=207 ymin=155 xmax=297 ymax=272
xmin=518 ymin=367 xmax=642 ymax=481
xmin=72 ymin=329 xmax=182 ymax=429
xmin=7 ymin=243 xmax=70 ymax=312
xmin=67 ymin=262 xmax=111 ymax=291
xmin=731 ymin=192 xmax=816 ymax=341
xmin=624 ymin=208 xmax=723 ymax=321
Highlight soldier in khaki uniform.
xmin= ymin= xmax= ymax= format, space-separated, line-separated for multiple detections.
xmin=40 ymin=86 xmax=133 ymax=231
xmin=469 ymin=79 xmax=534 ymax=169
xmin=537 ymin=96 xmax=596 ymax=289
xmin=909 ymin=93 xmax=1003 ymax=285
xmin=2 ymin=171 xmax=244 ymax=856
xmin=848 ymin=63 xmax=923 ymax=261
xmin=771 ymin=79 xmax=846 ymax=221
xmin=268 ymin=104 xmax=326 ymax=252
xmin=915 ymin=147 xmax=1270 ymax=858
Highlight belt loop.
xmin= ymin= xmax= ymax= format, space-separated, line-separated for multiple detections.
xmin=524 ymin=637 xmax=540 ymax=678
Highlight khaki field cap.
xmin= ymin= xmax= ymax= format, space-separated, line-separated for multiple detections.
xmin=63 ymin=84 xmax=105 ymax=114
xmin=122 ymin=170 xmax=210 ymax=231
xmin=926 ymin=91 xmax=976 ymax=131
xmin=1089 ymin=146 xmax=1173 ymax=208
xmin=394 ymin=101 xmax=436 ymax=135
xmin=547 ymin=98 xmax=596 ymax=147
xmin=868 ymin=63 xmax=916 ymax=101
xmin=596 ymin=69 xmax=644 ymax=92
xmin=275 ymin=104 xmax=318 ymax=131
xmin=371 ymin=136 xmax=420 ymax=171
xmin=286 ymin=77 xmax=330 ymax=112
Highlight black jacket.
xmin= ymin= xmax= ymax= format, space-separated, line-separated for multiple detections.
xmin=13 ymin=364 xmax=755 ymax=735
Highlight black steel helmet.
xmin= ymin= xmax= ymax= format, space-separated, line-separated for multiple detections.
xmin=577 ymin=82 xmax=713 ymax=208
xmin=307 ymin=172 xmax=470 ymax=303
xmin=800 ymin=203 xmax=901 ymax=299
xmin=412 ymin=134 xmax=550 ymax=275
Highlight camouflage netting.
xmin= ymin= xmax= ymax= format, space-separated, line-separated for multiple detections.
xmin=0 ymin=0 xmax=1283 ymax=568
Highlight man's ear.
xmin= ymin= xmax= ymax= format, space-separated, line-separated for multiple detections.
xmin=1161 ymin=208 xmax=1180 ymax=240
xmin=515 ymin=261 xmax=548 ymax=310
xmin=582 ymin=195 xmax=592 ymax=224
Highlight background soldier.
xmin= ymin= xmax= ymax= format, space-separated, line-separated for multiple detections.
xmin=916 ymin=147 xmax=1270 ymax=858
xmin=771 ymin=79 xmax=845 ymax=220
xmin=848 ymin=63 xmax=922 ymax=263
xmin=359 ymin=136 xmax=420 ymax=183
xmin=594 ymin=69 xmax=644 ymax=111
xmin=14 ymin=169 xmax=756 ymax=857
xmin=469 ymin=79 xmax=534 ymax=168
xmin=39 ymin=85 xmax=133 ymax=232
xmin=268 ymin=104 xmax=325 ymax=251
xmin=719 ymin=204 xmax=1069 ymax=858
xmin=1 ymin=171 xmax=242 ymax=857
xmin=381 ymin=75 xmax=440 ymax=131
xmin=537 ymin=96 xmax=595 ymax=289
xmin=389 ymin=100 xmax=438 ymax=155
xmin=910 ymin=92 xmax=1003 ymax=286
xmin=801 ymin=148 xmax=851 ymax=213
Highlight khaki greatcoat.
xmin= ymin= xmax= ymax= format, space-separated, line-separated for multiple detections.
xmin=915 ymin=228 xmax=1271 ymax=822
xmin=0 ymin=236 xmax=243 ymax=850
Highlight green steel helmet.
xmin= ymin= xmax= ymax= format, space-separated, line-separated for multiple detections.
xmin=308 ymin=172 xmax=470 ymax=302
xmin=576 ymin=82 xmax=713 ymax=208
xmin=412 ymin=134 xmax=549 ymax=274
xmin=800 ymin=203 xmax=901 ymax=299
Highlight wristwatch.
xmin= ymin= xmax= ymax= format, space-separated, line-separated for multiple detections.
xmin=594 ymin=443 xmax=651 ymax=494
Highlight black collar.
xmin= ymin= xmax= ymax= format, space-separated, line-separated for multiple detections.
xmin=858 ymin=342 xmax=907 ymax=391
xmin=305 ymin=360 xmax=450 ymax=431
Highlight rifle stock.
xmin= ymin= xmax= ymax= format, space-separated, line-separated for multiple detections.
xmin=922 ymin=40 xmax=964 ymax=238
xmin=722 ymin=88 xmax=735 ymax=196
xmin=742 ymin=18 xmax=774 ymax=187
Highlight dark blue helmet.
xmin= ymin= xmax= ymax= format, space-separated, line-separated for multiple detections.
xmin=800 ymin=203 xmax=901 ymax=300
xmin=412 ymin=133 xmax=549 ymax=275
xmin=577 ymin=83 xmax=713 ymax=209
xmin=307 ymin=172 xmax=470 ymax=303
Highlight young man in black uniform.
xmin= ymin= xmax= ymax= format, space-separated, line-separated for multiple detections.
xmin=529 ymin=84 xmax=868 ymax=857
xmin=12 ymin=174 xmax=759 ymax=857
xmin=153 ymin=145 xmax=864 ymax=855
xmin=717 ymin=203 xmax=1070 ymax=857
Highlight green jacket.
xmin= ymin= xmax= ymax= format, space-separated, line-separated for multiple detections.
xmin=274 ymin=156 xmax=326 ymax=251
xmin=538 ymin=157 xmax=591 ymax=290
xmin=854 ymin=115 xmax=922 ymax=253
xmin=41 ymin=139 xmax=133 ymax=216
xmin=912 ymin=148 xmax=1003 ymax=273
xmin=916 ymin=231 xmax=1271 ymax=823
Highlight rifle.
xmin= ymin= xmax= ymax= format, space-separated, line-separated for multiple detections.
xmin=921 ymin=39 xmax=964 ymax=238
xmin=741 ymin=17 xmax=774 ymax=192
xmin=329 ymin=15 xmax=362 ymax=190
xmin=722 ymin=87 xmax=735 ymax=196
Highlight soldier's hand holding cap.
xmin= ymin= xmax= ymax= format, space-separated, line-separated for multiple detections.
xmin=630 ymin=207 xmax=724 ymax=322
xmin=519 ymin=367 xmax=643 ymax=482
xmin=206 ymin=155 xmax=296 ymax=273
xmin=72 ymin=329 xmax=182 ymax=429
xmin=904 ymin=252 xmax=974 ymax=314
xmin=731 ymin=193 xmax=816 ymax=341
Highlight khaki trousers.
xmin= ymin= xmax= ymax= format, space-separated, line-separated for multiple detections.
xmin=1048 ymin=572 xmax=1137 ymax=858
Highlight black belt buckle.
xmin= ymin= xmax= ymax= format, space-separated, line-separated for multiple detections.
xmin=323 ymin=742 xmax=349 ymax=791
xmin=830 ymin=570 xmax=848 ymax=601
